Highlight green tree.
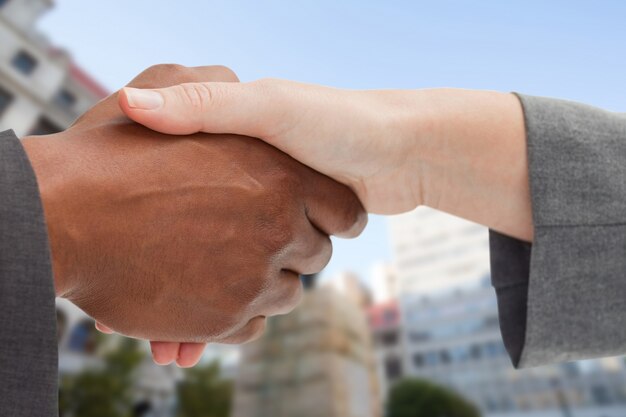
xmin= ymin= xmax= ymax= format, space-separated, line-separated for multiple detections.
xmin=176 ymin=360 xmax=233 ymax=417
xmin=59 ymin=338 xmax=145 ymax=417
xmin=387 ymin=378 xmax=481 ymax=417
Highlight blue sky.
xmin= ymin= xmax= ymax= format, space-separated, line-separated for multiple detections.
xmin=39 ymin=0 xmax=626 ymax=285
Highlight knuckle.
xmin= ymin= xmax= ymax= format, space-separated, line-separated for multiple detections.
xmin=227 ymin=274 xmax=266 ymax=305
xmin=271 ymin=273 xmax=304 ymax=315
xmin=283 ymin=280 xmax=304 ymax=312
xmin=217 ymin=316 xmax=267 ymax=345
xmin=130 ymin=64 xmax=191 ymax=89
xmin=256 ymin=194 xmax=298 ymax=253
xmin=178 ymin=82 xmax=215 ymax=110
xmin=316 ymin=235 xmax=333 ymax=270
xmin=254 ymin=77 xmax=280 ymax=88
xmin=337 ymin=191 xmax=368 ymax=238
xmin=220 ymin=314 xmax=242 ymax=333
xmin=262 ymin=221 xmax=295 ymax=253
xmin=211 ymin=65 xmax=239 ymax=82
xmin=263 ymin=166 xmax=300 ymax=197
xmin=296 ymin=234 xmax=333 ymax=275
xmin=200 ymin=314 xmax=239 ymax=340
xmin=252 ymin=78 xmax=282 ymax=97
xmin=145 ymin=63 xmax=188 ymax=78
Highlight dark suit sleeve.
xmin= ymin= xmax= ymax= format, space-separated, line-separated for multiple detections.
xmin=490 ymin=95 xmax=626 ymax=368
xmin=0 ymin=130 xmax=58 ymax=415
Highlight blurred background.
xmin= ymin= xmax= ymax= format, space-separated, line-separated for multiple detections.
xmin=1 ymin=0 xmax=625 ymax=416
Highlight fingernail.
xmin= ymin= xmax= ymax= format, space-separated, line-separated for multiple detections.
xmin=124 ymin=88 xmax=164 ymax=110
xmin=152 ymin=354 xmax=173 ymax=366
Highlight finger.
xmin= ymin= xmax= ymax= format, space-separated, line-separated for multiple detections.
xmin=283 ymin=219 xmax=333 ymax=275
xmin=150 ymin=341 xmax=180 ymax=365
xmin=176 ymin=343 xmax=206 ymax=368
xmin=219 ymin=316 xmax=267 ymax=345
xmin=256 ymin=270 xmax=303 ymax=317
xmin=75 ymin=65 xmax=239 ymax=127
xmin=95 ymin=322 xmax=114 ymax=334
xmin=125 ymin=64 xmax=239 ymax=90
xmin=302 ymin=172 xmax=368 ymax=238
xmin=119 ymin=80 xmax=285 ymax=138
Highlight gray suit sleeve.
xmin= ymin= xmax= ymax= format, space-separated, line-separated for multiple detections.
xmin=490 ymin=95 xmax=626 ymax=368
xmin=0 ymin=130 xmax=58 ymax=415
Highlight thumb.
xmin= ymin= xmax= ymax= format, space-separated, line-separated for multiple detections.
xmin=119 ymin=81 xmax=277 ymax=137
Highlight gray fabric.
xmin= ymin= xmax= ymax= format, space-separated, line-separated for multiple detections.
xmin=0 ymin=130 xmax=57 ymax=415
xmin=490 ymin=95 xmax=626 ymax=368
xmin=489 ymin=230 xmax=530 ymax=368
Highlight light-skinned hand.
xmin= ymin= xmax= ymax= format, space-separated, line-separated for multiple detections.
xmin=119 ymin=79 xmax=533 ymax=242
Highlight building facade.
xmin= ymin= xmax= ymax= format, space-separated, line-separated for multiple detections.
xmin=0 ymin=0 xmax=107 ymax=137
xmin=370 ymin=262 xmax=398 ymax=304
xmin=367 ymin=300 xmax=405 ymax=405
xmin=388 ymin=207 xmax=491 ymax=296
xmin=234 ymin=283 xmax=381 ymax=417
xmin=401 ymin=282 xmax=626 ymax=417
xmin=386 ymin=207 xmax=626 ymax=417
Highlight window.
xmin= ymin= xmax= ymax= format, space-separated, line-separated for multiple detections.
xmin=451 ymin=345 xmax=469 ymax=363
xmin=12 ymin=50 xmax=38 ymax=76
xmin=439 ymin=349 xmax=451 ymax=364
xmin=54 ymin=88 xmax=77 ymax=110
xmin=484 ymin=341 xmax=505 ymax=358
xmin=29 ymin=116 xmax=62 ymax=136
xmin=380 ymin=330 xmax=398 ymax=347
xmin=67 ymin=319 xmax=97 ymax=354
xmin=425 ymin=351 xmax=439 ymax=366
xmin=409 ymin=331 xmax=430 ymax=343
xmin=383 ymin=308 xmax=397 ymax=325
xmin=0 ymin=86 xmax=13 ymax=118
xmin=413 ymin=353 xmax=424 ymax=368
xmin=470 ymin=344 xmax=483 ymax=360
xmin=591 ymin=385 xmax=613 ymax=406
xmin=384 ymin=357 xmax=403 ymax=380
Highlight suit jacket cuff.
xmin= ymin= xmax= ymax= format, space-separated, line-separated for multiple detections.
xmin=0 ymin=130 xmax=58 ymax=414
xmin=490 ymin=95 xmax=626 ymax=368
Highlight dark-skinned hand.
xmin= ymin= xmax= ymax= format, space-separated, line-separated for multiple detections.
xmin=22 ymin=64 xmax=367 ymax=367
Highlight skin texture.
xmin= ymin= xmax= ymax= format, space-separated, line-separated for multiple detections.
xmin=119 ymin=78 xmax=534 ymax=367
xmin=121 ymin=80 xmax=533 ymax=243
xmin=22 ymin=66 xmax=367 ymax=367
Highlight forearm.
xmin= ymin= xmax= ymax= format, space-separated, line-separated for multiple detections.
xmin=407 ymin=89 xmax=533 ymax=241
xmin=119 ymin=79 xmax=534 ymax=241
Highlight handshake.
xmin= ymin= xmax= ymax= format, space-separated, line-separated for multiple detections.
xmin=21 ymin=63 xmax=531 ymax=368
xmin=22 ymin=65 xmax=367 ymax=367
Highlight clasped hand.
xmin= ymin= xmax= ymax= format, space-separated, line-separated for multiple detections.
xmin=22 ymin=65 xmax=367 ymax=367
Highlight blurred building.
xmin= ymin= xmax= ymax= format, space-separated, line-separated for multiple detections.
xmin=233 ymin=275 xmax=381 ymax=417
xmin=387 ymin=207 xmax=626 ymax=417
xmin=367 ymin=300 xmax=404 ymax=404
xmin=370 ymin=262 xmax=398 ymax=304
xmin=401 ymin=282 xmax=626 ymax=417
xmin=0 ymin=0 xmax=107 ymax=137
xmin=324 ymin=270 xmax=372 ymax=308
xmin=389 ymin=207 xmax=490 ymax=296
xmin=56 ymin=298 xmax=105 ymax=374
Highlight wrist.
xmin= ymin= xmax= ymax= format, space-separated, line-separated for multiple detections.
xmin=385 ymin=89 xmax=441 ymax=210
xmin=21 ymin=134 xmax=74 ymax=297
xmin=403 ymin=88 xmax=533 ymax=240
